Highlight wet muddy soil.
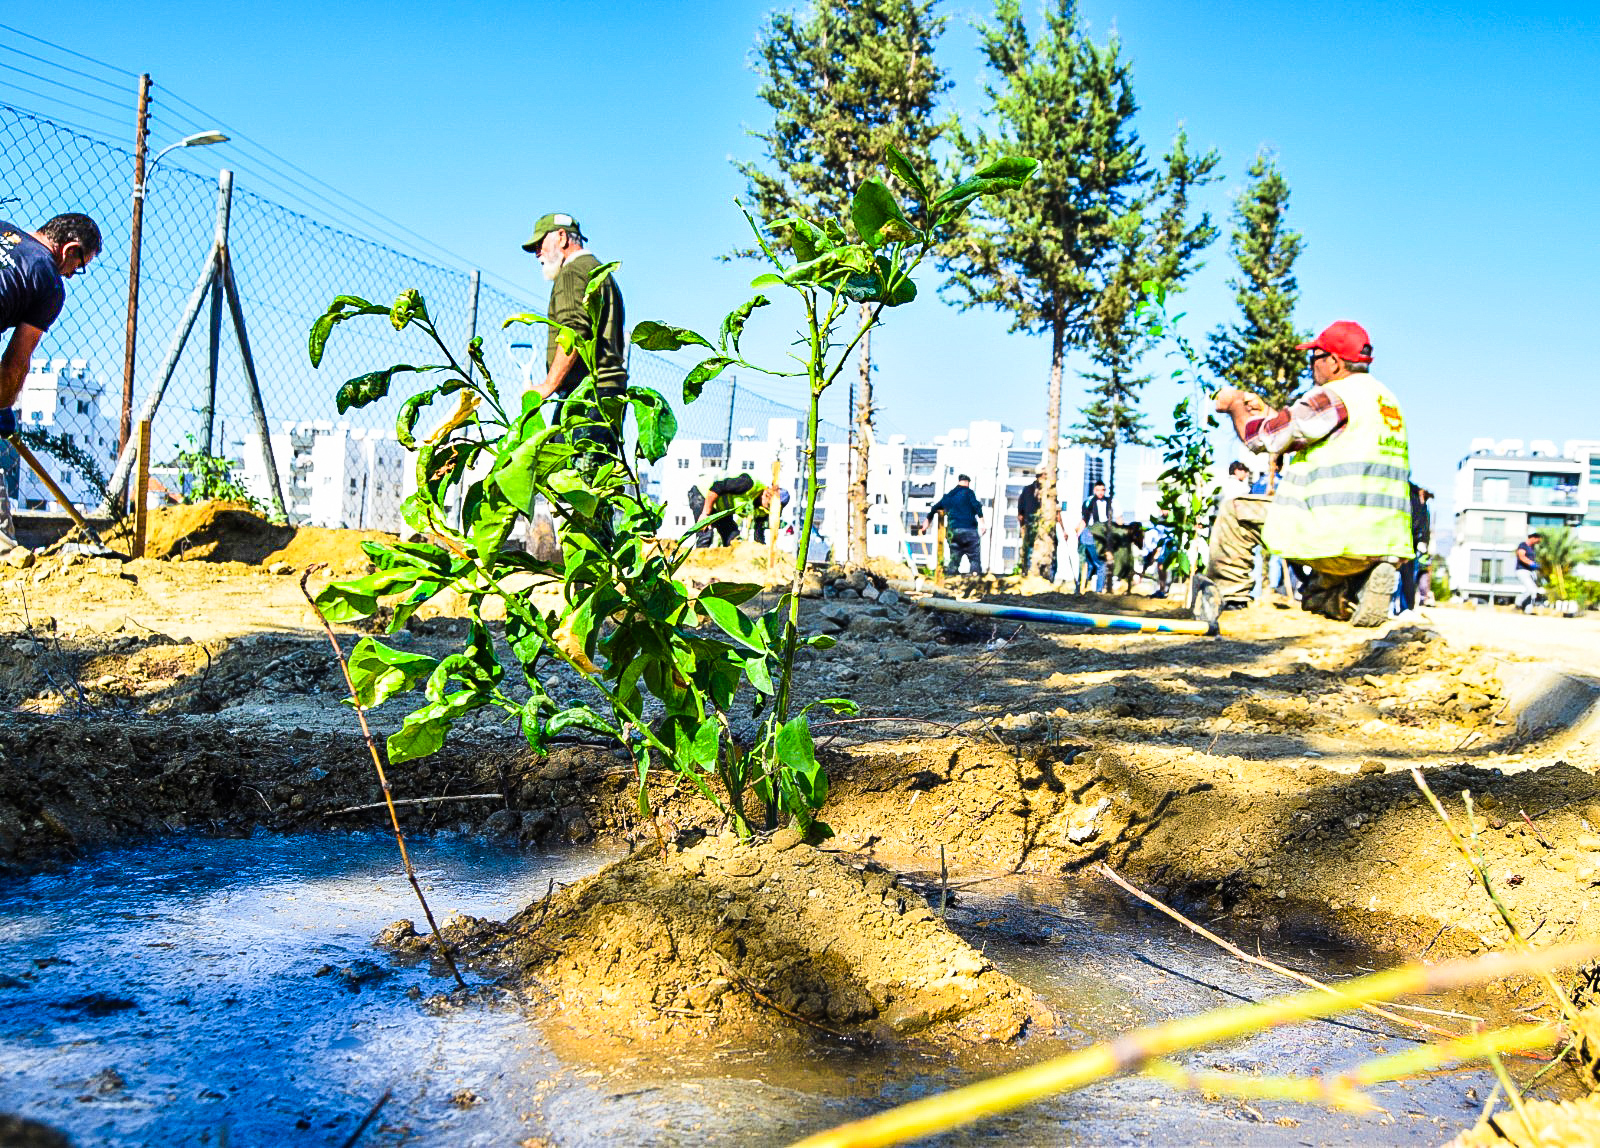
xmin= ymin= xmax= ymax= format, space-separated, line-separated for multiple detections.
xmin=0 ymin=834 xmax=1545 ymax=1147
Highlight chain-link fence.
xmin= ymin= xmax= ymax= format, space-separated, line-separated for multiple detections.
xmin=1 ymin=96 xmax=846 ymax=534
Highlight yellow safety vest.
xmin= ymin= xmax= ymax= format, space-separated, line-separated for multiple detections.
xmin=1263 ymin=375 xmax=1412 ymax=561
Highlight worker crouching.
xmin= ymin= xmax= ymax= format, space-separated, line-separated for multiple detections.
xmin=1204 ymin=320 xmax=1411 ymax=628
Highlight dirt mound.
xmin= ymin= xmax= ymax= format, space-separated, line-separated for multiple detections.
xmin=135 ymin=502 xmax=387 ymax=572
xmin=394 ymin=833 xmax=1050 ymax=1049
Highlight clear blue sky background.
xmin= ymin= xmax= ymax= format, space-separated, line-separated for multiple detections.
xmin=10 ymin=1 xmax=1599 ymax=520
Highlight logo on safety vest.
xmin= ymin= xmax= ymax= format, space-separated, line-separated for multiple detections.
xmin=1378 ymin=398 xmax=1404 ymax=433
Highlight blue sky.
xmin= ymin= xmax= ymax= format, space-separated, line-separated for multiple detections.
xmin=8 ymin=0 xmax=1598 ymax=516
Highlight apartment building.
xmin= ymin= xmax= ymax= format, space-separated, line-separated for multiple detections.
xmin=240 ymin=422 xmax=411 ymax=530
xmin=1447 ymin=438 xmax=1596 ymax=603
xmin=1 ymin=359 xmax=120 ymax=513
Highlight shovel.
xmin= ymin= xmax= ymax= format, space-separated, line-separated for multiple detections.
xmin=4 ymin=434 xmax=125 ymax=559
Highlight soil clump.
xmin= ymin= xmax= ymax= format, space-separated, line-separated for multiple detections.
xmin=121 ymin=502 xmax=387 ymax=572
xmin=386 ymin=833 xmax=1050 ymax=1050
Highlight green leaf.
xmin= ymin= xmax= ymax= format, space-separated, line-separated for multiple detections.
xmin=386 ymin=689 xmax=482 ymax=764
xmin=805 ymin=633 xmax=837 ymax=651
xmin=744 ymin=653 xmax=774 ymax=695
xmin=346 ymin=638 xmax=439 ymax=709
xmin=683 ymin=356 xmax=734 ymax=403
xmin=546 ymin=469 xmax=599 ymax=518
xmin=307 ymin=295 xmax=391 ymax=367
xmin=492 ymin=424 xmax=569 ymax=515
xmin=775 ymin=715 xmax=825 ymax=809
xmin=933 ymin=156 xmax=1038 ymax=207
xmin=389 ymin=288 xmax=429 ymax=331
xmin=850 ymin=178 xmax=918 ymax=248
xmin=548 ymin=705 xmax=616 ymax=737
xmin=336 ymin=364 xmax=425 ymax=414
xmin=313 ymin=568 xmax=423 ymax=623
xmin=699 ymin=596 xmax=764 ymax=652
xmin=749 ymin=273 xmax=784 ymax=289
xmin=701 ymin=580 xmax=762 ymax=606
xmin=627 ymin=387 xmax=677 ymax=463
xmin=630 ymin=320 xmax=713 ymax=352
xmin=884 ymin=145 xmax=930 ymax=204
xmin=718 ymin=294 xmax=770 ymax=356
xmin=804 ymin=696 xmax=859 ymax=717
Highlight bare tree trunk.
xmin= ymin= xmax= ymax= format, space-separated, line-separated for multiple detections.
xmin=1032 ymin=322 xmax=1064 ymax=578
xmin=849 ymin=307 xmax=872 ymax=566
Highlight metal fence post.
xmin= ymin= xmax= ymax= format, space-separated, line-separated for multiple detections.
xmin=117 ymin=72 xmax=151 ymax=462
xmin=201 ymin=269 xmax=222 ymax=455
xmin=466 ymin=269 xmax=480 ymax=343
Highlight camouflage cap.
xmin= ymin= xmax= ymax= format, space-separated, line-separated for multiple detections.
xmin=522 ymin=212 xmax=583 ymax=253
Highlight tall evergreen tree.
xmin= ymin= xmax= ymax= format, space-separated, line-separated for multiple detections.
xmin=737 ymin=0 xmax=949 ymax=563
xmin=942 ymin=0 xmax=1147 ymax=577
xmin=1073 ymin=130 xmax=1219 ymax=505
xmin=1206 ymin=150 xmax=1308 ymax=408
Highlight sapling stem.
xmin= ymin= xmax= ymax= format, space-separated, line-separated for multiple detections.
xmin=300 ymin=567 xmax=467 ymax=992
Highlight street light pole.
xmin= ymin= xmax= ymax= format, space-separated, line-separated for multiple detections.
xmin=117 ymin=73 xmax=151 ymax=457
xmin=113 ymin=112 xmax=229 ymax=489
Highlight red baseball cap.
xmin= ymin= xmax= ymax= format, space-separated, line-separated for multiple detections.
xmin=1297 ymin=320 xmax=1373 ymax=363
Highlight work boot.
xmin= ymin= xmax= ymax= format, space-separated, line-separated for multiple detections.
xmin=1190 ymin=574 xmax=1221 ymax=634
xmin=1349 ymin=562 xmax=1399 ymax=628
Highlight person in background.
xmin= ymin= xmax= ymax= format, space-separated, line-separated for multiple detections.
xmin=1207 ymin=460 xmax=1270 ymax=612
xmin=1140 ymin=518 xmax=1176 ymax=598
xmin=1016 ymin=469 xmax=1043 ymax=575
xmin=1396 ymin=483 xmax=1432 ymax=614
xmin=1081 ymin=479 xmax=1112 ymax=590
xmin=925 ymin=474 xmax=984 ymax=576
xmin=1073 ymin=520 xmax=1101 ymax=594
xmin=0 ymin=213 xmax=101 ymax=553
xmin=1513 ymin=531 xmax=1541 ymax=613
xmin=688 ymin=470 xmax=788 ymax=547
xmin=522 ymin=212 xmax=627 ymax=458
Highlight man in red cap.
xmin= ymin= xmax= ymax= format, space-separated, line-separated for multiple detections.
xmin=1196 ymin=320 xmax=1412 ymax=627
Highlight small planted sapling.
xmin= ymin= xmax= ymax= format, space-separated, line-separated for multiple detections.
xmin=307 ymin=149 xmax=1033 ymax=841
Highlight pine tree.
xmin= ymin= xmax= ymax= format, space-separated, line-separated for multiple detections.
xmin=1206 ymin=150 xmax=1308 ymax=409
xmin=1073 ymin=129 xmax=1219 ymax=505
xmin=737 ymin=0 xmax=949 ymax=563
xmin=942 ymin=0 xmax=1148 ymax=578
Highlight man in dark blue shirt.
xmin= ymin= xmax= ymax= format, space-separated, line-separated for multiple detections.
xmin=925 ymin=474 xmax=985 ymax=575
xmin=1513 ymin=531 xmax=1540 ymax=613
xmin=0 ymin=214 xmax=101 ymax=434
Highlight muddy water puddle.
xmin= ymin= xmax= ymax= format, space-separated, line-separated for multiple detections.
xmin=1 ymin=836 xmax=1512 ymax=1146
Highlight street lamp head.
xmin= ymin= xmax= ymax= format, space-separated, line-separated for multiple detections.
xmin=180 ymin=130 xmax=229 ymax=148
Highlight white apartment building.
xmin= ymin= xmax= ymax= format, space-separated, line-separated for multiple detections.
xmin=240 ymin=422 xmax=410 ymax=530
xmin=1447 ymin=437 xmax=1599 ymax=604
xmin=2 ymin=358 xmax=120 ymax=513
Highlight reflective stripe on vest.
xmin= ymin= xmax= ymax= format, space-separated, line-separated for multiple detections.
xmin=1262 ymin=375 xmax=1413 ymax=561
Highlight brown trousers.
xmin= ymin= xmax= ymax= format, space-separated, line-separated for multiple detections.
xmin=1207 ymin=494 xmax=1376 ymax=618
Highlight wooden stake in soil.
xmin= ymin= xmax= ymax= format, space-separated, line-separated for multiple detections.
xmin=133 ymin=418 xmax=151 ymax=558
xmin=300 ymin=568 xmax=467 ymax=991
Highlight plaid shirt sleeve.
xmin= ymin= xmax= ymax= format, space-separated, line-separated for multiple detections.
xmin=1243 ymin=386 xmax=1348 ymax=454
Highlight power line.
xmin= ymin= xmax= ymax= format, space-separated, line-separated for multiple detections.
xmin=0 ymin=41 xmax=134 ymax=95
xmin=0 ymin=59 xmax=134 ymax=112
xmin=0 ymin=21 xmax=138 ymax=79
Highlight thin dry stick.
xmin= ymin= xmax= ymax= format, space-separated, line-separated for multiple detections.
xmin=322 ymin=793 xmax=503 ymax=818
xmin=1410 ymin=769 xmax=1575 ymax=1025
xmin=300 ymin=568 xmax=467 ymax=991
xmin=338 ymin=1087 xmax=392 ymax=1148
xmin=1097 ymin=863 xmax=1461 ymax=1042
xmin=714 ymin=953 xmax=865 ymax=1044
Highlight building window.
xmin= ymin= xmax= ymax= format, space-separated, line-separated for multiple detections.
xmin=1482 ymin=516 xmax=1506 ymax=543
xmin=740 ymin=460 xmax=754 ymax=471
xmin=76 ymin=399 xmax=89 ymax=414
xmin=677 ymin=458 xmax=689 ymax=469
xmin=874 ymin=493 xmax=886 ymax=505
xmin=674 ymin=515 xmax=686 ymax=526
xmin=873 ymin=523 xmax=888 ymax=535
xmin=1479 ymin=557 xmax=1501 ymax=584
xmin=1481 ymin=477 xmax=1509 ymax=504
